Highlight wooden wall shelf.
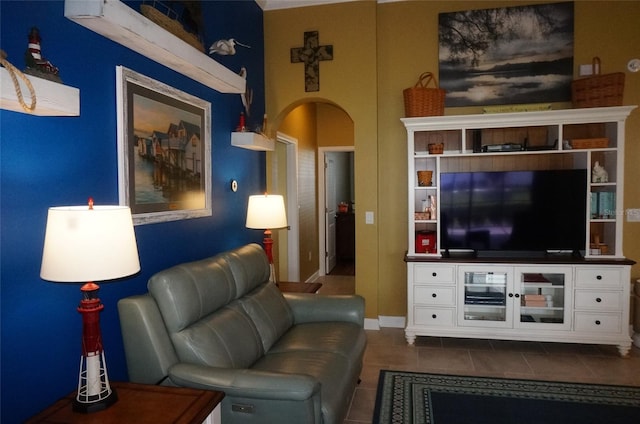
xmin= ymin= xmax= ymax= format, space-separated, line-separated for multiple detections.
xmin=1 ymin=67 xmax=79 ymax=116
xmin=231 ymin=131 xmax=275 ymax=151
xmin=64 ymin=0 xmax=245 ymax=94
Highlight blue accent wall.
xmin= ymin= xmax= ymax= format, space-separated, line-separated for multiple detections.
xmin=0 ymin=1 xmax=265 ymax=421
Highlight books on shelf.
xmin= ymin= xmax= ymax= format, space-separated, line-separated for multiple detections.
xmin=524 ymin=300 xmax=548 ymax=307
xmin=524 ymin=294 xmax=545 ymax=301
xmin=591 ymin=191 xmax=616 ymax=219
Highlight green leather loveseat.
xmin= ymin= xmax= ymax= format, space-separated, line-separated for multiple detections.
xmin=118 ymin=243 xmax=366 ymax=424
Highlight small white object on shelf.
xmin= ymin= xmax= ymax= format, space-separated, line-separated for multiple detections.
xmin=592 ymin=161 xmax=608 ymax=183
xmin=231 ymin=132 xmax=274 ymax=151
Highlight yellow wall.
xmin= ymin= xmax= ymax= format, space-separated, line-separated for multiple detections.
xmin=278 ymin=103 xmax=320 ymax=280
xmin=265 ymin=0 xmax=640 ymax=320
xmin=265 ymin=0 xmax=379 ymax=316
xmin=317 ymin=103 xmax=354 ymax=147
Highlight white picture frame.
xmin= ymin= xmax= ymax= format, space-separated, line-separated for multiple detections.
xmin=116 ymin=66 xmax=212 ymax=225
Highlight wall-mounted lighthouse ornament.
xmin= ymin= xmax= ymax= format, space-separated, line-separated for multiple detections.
xmin=290 ymin=31 xmax=333 ymax=92
xmin=24 ymin=27 xmax=61 ymax=82
xmin=208 ymin=38 xmax=251 ymax=55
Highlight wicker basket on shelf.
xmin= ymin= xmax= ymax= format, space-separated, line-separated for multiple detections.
xmin=571 ymin=137 xmax=609 ymax=149
xmin=403 ymin=72 xmax=445 ymax=117
xmin=417 ymin=170 xmax=433 ymax=186
xmin=428 ymin=143 xmax=444 ymax=154
xmin=572 ymin=57 xmax=624 ymax=108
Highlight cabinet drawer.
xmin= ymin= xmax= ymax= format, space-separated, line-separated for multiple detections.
xmin=414 ymin=286 xmax=455 ymax=306
xmin=414 ymin=307 xmax=455 ymax=327
xmin=575 ymin=268 xmax=622 ymax=288
xmin=574 ymin=290 xmax=623 ymax=311
xmin=413 ymin=265 xmax=455 ymax=284
xmin=574 ymin=312 xmax=621 ymax=333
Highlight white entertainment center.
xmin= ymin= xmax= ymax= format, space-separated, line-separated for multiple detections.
xmin=403 ymin=106 xmax=636 ymax=356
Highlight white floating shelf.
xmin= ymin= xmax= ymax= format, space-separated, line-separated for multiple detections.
xmin=231 ymin=132 xmax=275 ymax=151
xmin=64 ymin=0 xmax=245 ymax=94
xmin=1 ymin=67 xmax=79 ymax=116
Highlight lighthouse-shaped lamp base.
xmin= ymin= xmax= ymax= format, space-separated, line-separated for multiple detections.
xmin=73 ymin=283 xmax=118 ymax=413
xmin=262 ymin=229 xmax=277 ymax=284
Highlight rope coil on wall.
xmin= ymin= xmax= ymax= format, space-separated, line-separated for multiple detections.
xmin=1 ymin=49 xmax=37 ymax=112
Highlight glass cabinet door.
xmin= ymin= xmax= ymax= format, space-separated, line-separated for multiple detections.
xmin=460 ymin=269 xmax=510 ymax=326
xmin=517 ymin=269 xmax=571 ymax=329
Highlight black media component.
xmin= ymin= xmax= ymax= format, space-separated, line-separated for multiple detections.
xmin=472 ymin=129 xmax=482 ymax=153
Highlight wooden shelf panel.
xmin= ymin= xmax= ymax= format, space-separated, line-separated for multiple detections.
xmin=231 ymin=132 xmax=274 ymax=151
xmin=1 ymin=67 xmax=79 ymax=116
xmin=64 ymin=0 xmax=245 ymax=93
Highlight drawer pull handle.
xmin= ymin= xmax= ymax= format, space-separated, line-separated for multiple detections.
xmin=432 ymin=272 xmax=437 ymax=277
xmin=595 ymin=320 xmax=601 ymax=325
xmin=596 ymin=275 xmax=602 ymax=280
xmin=432 ymin=293 xmax=437 ymax=298
xmin=515 ymin=293 xmax=520 ymax=298
xmin=596 ymin=297 xmax=602 ymax=303
xmin=508 ymin=293 xmax=513 ymax=298
xmin=432 ymin=314 xmax=437 ymax=319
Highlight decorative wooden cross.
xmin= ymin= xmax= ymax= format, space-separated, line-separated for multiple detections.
xmin=290 ymin=31 xmax=333 ymax=92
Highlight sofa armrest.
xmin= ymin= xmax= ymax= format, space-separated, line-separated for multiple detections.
xmin=169 ymin=363 xmax=319 ymax=401
xmin=283 ymin=293 xmax=365 ymax=326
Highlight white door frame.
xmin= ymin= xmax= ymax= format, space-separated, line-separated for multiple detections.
xmin=318 ymin=146 xmax=354 ymax=276
xmin=276 ymin=132 xmax=300 ymax=281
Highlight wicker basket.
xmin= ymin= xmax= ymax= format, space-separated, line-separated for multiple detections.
xmin=428 ymin=143 xmax=444 ymax=155
xmin=417 ymin=170 xmax=433 ymax=186
xmin=572 ymin=57 xmax=624 ymax=108
xmin=403 ymin=72 xmax=445 ymax=117
xmin=571 ymin=137 xmax=609 ymax=149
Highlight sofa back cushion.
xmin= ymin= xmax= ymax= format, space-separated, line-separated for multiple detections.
xmin=222 ymin=243 xmax=271 ymax=298
xmin=239 ymin=282 xmax=294 ymax=351
xmin=148 ymin=248 xmax=265 ymax=367
xmin=171 ymin=303 xmax=264 ymax=368
xmin=148 ymin=255 xmax=236 ymax=333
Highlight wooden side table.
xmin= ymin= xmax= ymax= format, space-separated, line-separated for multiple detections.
xmin=277 ymin=281 xmax=323 ymax=293
xmin=26 ymin=382 xmax=224 ymax=424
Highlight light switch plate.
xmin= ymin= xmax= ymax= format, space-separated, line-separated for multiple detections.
xmin=579 ymin=64 xmax=594 ymax=76
xmin=365 ymin=211 xmax=374 ymax=224
xmin=626 ymin=209 xmax=640 ymax=222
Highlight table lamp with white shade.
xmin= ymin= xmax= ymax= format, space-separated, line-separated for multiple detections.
xmin=246 ymin=193 xmax=288 ymax=284
xmin=40 ymin=199 xmax=140 ymax=413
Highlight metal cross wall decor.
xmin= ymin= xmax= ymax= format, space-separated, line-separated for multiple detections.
xmin=290 ymin=31 xmax=333 ymax=92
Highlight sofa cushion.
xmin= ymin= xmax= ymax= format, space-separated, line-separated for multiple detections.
xmin=148 ymin=256 xmax=235 ymax=333
xmin=268 ymin=321 xmax=366 ymax=363
xmin=222 ymin=243 xmax=271 ymax=298
xmin=238 ymin=282 xmax=294 ymax=352
xmin=252 ymin=350 xmax=356 ymax=424
xmin=171 ymin=303 xmax=264 ymax=368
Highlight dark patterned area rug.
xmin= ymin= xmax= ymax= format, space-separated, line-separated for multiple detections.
xmin=373 ymin=371 xmax=640 ymax=424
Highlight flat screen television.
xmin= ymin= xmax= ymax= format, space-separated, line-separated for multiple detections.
xmin=439 ymin=169 xmax=587 ymax=257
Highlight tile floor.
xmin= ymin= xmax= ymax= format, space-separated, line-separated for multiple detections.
xmin=313 ymin=274 xmax=640 ymax=423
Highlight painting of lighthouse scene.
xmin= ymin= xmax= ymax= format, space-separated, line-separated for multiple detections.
xmin=438 ymin=2 xmax=574 ymax=108
xmin=117 ymin=66 xmax=211 ymax=225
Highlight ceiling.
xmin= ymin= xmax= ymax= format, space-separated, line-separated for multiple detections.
xmin=258 ymin=0 xmax=400 ymax=11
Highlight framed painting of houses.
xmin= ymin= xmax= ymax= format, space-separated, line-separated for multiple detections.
xmin=116 ymin=66 xmax=212 ymax=225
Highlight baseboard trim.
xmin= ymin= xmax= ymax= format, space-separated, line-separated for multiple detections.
xmin=364 ymin=316 xmax=406 ymax=330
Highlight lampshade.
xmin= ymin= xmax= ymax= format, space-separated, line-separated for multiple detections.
xmin=246 ymin=194 xmax=288 ymax=230
xmin=41 ymin=205 xmax=140 ymax=282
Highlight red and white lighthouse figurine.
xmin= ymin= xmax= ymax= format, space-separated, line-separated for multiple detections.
xmin=24 ymin=27 xmax=60 ymax=81
xmin=74 ymin=282 xmax=118 ymax=412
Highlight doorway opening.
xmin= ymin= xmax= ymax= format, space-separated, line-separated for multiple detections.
xmin=272 ymin=100 xmax=354 ymax=282
xmin=318 ymin=147 xmax=354 ymax=276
